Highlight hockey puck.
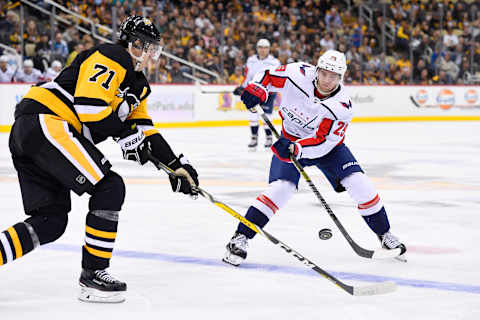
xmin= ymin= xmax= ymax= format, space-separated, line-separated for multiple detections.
xmin=318 ymin=228 xmax=332 ymax=240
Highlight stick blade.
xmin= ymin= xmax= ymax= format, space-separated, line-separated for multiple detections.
xmin=353 ymin=281 xmax=397 ymax=296
xmin=371 ymin=247 xmax=402 ymax=259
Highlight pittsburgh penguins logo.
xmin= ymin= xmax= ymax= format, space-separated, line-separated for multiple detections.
xmin=76 ymin=175 xmax=86 ymax=184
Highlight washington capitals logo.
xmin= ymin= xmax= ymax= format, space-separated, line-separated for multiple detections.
xmin=299 ymin=64 xmax=309 ymax=76
xmin=340 ymin=100 xmax=352 ymax=109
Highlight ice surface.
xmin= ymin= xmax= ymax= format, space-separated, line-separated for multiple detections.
xmin=0 ymin=122 xmax=479 ymax=319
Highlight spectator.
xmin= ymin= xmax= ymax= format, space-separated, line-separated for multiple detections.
xmin=443 ymin=27 xmax=459 ymax=50
xmin=432 ymin=70 xmax=448 ymax=84
xmin=10 ymin=0 xmax=475 ymax=85
xmin=155 ymin=57 xmax=171 ymax=84
xmin=325 ymin=6 xmax=342 ymax=29
xmin=50 ymin=31 xmax=69 ymax=62
xmin=14 ymin=59 xmax=42 ymax=83
xmin=320 ymin=33 xmax=335 ymax=51
xmin=419 ymin=68 xmax=432 ymax=85
xmin=195 ymin=12 xmax=213 ymax=30
xmin=65 ymin=42 xmax=85 ymax=66
xmin=438 ymin=51 xmax=459 ymax=83
xmin=170 ymin=60 xmax=189 ymax=83
xmin=228 ymin=65 xmax=244 ymax=86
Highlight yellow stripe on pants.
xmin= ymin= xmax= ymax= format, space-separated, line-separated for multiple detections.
xmin=42 ymin=115 xmax=101 ymax=183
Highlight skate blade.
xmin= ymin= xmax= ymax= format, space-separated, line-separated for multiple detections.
xmin=78 ymin=285 xmax=125 ymax=303
xmin=222 ymin=252 xmax=244 ymax=266
xmin=394 ymin=254 xmax=407 ymax=263
xmin=248 ymin=147 xmax=257 ymax=152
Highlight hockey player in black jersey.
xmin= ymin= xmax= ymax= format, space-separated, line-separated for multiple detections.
xmin=0 ymin=16 xmax=199 ymax=303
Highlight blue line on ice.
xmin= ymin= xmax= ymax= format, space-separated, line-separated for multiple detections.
xmin=44 ymin=243 xmax=480 ymax=294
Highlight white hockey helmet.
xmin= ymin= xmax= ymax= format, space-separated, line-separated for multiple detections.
xmin=0 ymin=55 xmax=8 ymax=63
xmin=51 ymin=60 xmax=62 ymax=69
xmin=316 ymin=50 xmax=347 ymax=81
xmin=24 ymin=59 xmax=34 ymax=67
xmin=256 ymin=38 xmax=270 ymax=48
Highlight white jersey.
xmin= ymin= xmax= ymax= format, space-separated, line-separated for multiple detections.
xmin=14 ymin=68 xmax=43 ymax=83
xmin=0 ymin=66 xmax=15 ymax=83
xmin=241 ymin=54 xmax=280 ymax=87
xmin=43 ymin=68 xmax=60 ymax=82
xmin=252 ymin=62 xmax=353 ymax=159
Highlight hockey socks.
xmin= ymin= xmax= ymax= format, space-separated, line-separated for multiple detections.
xmin=82 ymin=210 xmax=119 ymax=270
xmin=0 ymin=222 xmax=37 ymax=266
xmin=250 ymin=125 xmax=259 ymax=136
xmin=362 ymin=207 xmax=390 ymax=236
xmin=237 ymin=206 xmax=269 ymax=239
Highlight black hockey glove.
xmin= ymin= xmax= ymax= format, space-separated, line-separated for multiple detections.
xmin=117 ymin=86 xmax=140 ymax=110
xmin=233 ymin=86 xmax=244 ymax=96
xmin=116 ymin=125 xmax=151 ymax=165
xmin=168 ymin=154 xmax=199 ymax=196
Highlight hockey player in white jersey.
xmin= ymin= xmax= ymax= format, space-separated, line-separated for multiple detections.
xmin=223 ymin=50 xmax=406 ymax=266
xmin=43 ymin=60 xmax=62 ymax=81
xmin=0 ymin=55 xmax=15 ymax=83
xmin=233 ymin=39 xmax=280 ymax=150
xmin=14 ymin=59 xmax=43 ymax=83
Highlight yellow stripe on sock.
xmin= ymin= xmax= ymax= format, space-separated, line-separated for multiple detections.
xmin=84 ymin=245 xmax=112 ymax=259
xmin=7 ymin=227 xmax=22 ymax=259
xmin=0 ymin=248 xmax=3 ymax=266
xmin=85 ymin=226 xmax=117 ymax=239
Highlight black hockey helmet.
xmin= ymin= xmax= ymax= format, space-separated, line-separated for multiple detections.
xmin=118 ymin=16 xmax=162 ymax=69
xmin=119 ymin=15 xmax=161 ymax=46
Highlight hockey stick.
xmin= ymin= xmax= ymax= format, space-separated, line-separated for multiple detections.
xmin=409 ymin=95 xmax=421 ymax=108
xmin=255 ymin=106 xmax=402 ymax=259
xmin=146 ymin=152 xmax=396 ymax=296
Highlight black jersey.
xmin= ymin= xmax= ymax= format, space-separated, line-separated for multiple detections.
xmin=16 ymin=43 xmax=154 ymax=144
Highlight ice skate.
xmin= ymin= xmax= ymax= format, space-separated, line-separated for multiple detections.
xmin=378 ymin=231 xmax=407 ymax=262
xmin=248 ymin=135 xmax=258 ymax=151
xmin=223 ymin=232 xmax=248 ymax=266
xmin=264 ymin=135 xmax=273 ymax=148
xmin=79 ymin=269 xmax=127 ymax=303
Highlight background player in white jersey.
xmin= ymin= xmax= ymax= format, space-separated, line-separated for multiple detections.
xmin=223 ymin=50 xmax=406 ymax=266
xmin=233 ymin=39 xmax=280 ymax=150
xmin=14 ymin=59 xmax=43 ymax=83
xmin=0 ymin=55 xmax=15 ymax=83
xmin=43 ymin=60 xmax=62 ymax=81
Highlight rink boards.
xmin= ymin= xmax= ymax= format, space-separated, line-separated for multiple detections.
xmin=0 ymin=83 xmax=478 ymax=131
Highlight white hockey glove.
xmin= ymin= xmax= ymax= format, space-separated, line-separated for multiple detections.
xmin=117 ymin=125 xmax=150 ymax=165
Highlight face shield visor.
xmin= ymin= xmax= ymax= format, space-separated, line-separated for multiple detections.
xmin=128 ymin=38 xmax=163 ymax=70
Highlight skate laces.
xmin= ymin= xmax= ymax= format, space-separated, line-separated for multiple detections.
xmin=381 ymin=232 xmax=401 ymax=249
xmin=94 ymin=270 xmax=118 ymax=283
xmin=231 ymin=233 xmax=248 ymax=250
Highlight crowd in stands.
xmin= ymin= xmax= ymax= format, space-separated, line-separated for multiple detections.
xmin=0 ymin=0 xmax=479 ymax=85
